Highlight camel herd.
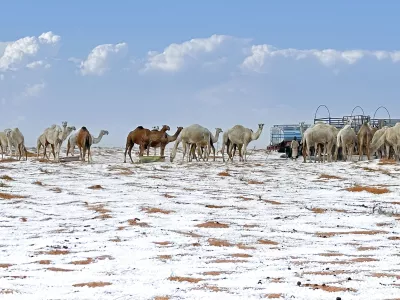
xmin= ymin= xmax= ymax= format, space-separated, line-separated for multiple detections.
xmin=0 ymin=122 xmax=265 ymax=163
xmin=301 ymin=121 xmax=398 ymax=163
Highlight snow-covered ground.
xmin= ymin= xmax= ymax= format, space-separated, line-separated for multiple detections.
xmin=0 ymin=148 xmax=399 ymax=300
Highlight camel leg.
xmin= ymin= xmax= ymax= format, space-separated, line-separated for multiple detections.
xmin=127 ymin=144 xmax=134 ymax=163
xmin=242 ymin=143 xmax=248 ymax=162
xmin=228 ymin=143 xmax=234 ymax=162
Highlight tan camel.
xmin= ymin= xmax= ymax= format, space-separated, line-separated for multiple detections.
xmin=370 ymin=126 xmax=389 ymax=158
xmin=189 ymin=128 xmax=223 ymax=162
xmin=370 ymin=123 xmax=400 ymax=161
xmin=5 ymin=128 xmax=27 ymax=160
xmin=144 ymin=125 xmax=171 ymax=156
xmin=357 ymin=123 xmax=373 ymax=161
xmin=76 ymin=127 xmax=92 ymax=162
xmin=124 ymin=126 xmax=150 ymax=163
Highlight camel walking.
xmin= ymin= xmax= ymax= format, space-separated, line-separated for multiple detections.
xmin=170 ymin=124 xmax=212 ymax=162
xmin=370 ymin=126 xmax=389 ymax=159
xmin=223 ymin=124 xmax=264 ymax=162
xmin=150 ymin=127 xmax=183 ymax=157
xmin=302 ymin=123 xmax=336 ymax=163
xmin=357 ymin=123 xmax=373 ymax=161
xmin=144 ymin=125 xmax=170 ymax=156
xmin=76 ymin=127 xmax=93 ymax=162
xmin=124 ymin=126 xmax=151 ymax=163
xmin=37 ymin=123 xmax=76 ymax=160
xmin=6 ymin=128 xmax=27 ymax=160
xmin=67 ymin=129 xmax=109 ymax=156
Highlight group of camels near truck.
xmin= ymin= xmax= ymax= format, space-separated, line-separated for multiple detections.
xmin=0 ymin=119 xmax=399 ymax=164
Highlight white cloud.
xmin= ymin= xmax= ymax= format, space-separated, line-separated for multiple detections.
xmin=22 ymin=82 xmax=46 ymax=98
xmin=26 ymin=60 xmax=51 ymax=69
xmin=143 ymin=34 xmax=234 ymax=72
xmin=0 ymin=31 xmax=60 ymax=72
xmin=241 ymin=44 xmax=400 ymax=72
xmin=79 ymin=42 xmax=128 ymax=76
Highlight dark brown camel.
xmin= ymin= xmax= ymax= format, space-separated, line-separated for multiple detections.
xmin=76 ymin=126 xmax=92 ymax=162
xmin=124 ymin=126 xmax=151 ymax=163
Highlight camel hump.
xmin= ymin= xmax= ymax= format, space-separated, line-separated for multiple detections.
xmin=81 ymin=126 xmax=88 ymax=131
xmin=137 ymin=126 xmax=144 ymax=129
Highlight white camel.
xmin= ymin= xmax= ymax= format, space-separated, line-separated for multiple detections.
xmin=6 ymin=128 xmax=27 ymax=160
xmin=371 ymin=123 xmax=400 ymax=161
xmin=370 ymin=126 xmax=389 ymax=159
xmin=37 ymin=123 xmax=76 ymax=159
xmin=335 ymin=124 xmax=357 ymax=161
xmin=66 ymin=129 xmax=109 ymax=156
xmin=189 ymin=128 xmax=223 ymax=162
xmin=223 ymin=124 xmax=264 ymax=162
xmin=170 ymin=124 xmax=212 ymax=162
xmin=302 ymin=123 xmax=336 ymax=163
xmin=0 ymin=132 xmax=9 ymax=159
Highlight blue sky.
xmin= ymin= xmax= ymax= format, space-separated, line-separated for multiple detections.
xmin=1 ymin=1 xmax=400 ymax=147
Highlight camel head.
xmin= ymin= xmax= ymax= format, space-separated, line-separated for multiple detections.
xmin=101 ymin=130 xmax=109 ymax=136
xmin=176 ymin=127 xmax=183 ymax=134
xmin=258 ymin=124 xmax=265 ymax=130
xmin=68 ymin=126 xmax=76 ymax=132
xmin=215 ymin=128 xmax=223 ymax=134
xmin=161 ymin=125 xmax=170 ymax=132
xmin=62 ymin=121 xmax=67 ymax=128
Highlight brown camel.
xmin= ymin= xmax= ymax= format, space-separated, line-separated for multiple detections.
xmin=155 ymin=126 xmax=183 ymax=156
xmin=144 ymin=125 xmax=171 ymax=156
xmin=124 ymin=126 xmax=151 ymax=163
xmin=76 ymin=126 xmax=92 ymax=162
xmin=357 ymin=123 xmax=373 ymax=161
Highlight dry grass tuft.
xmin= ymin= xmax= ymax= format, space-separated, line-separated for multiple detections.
xmin=88 ymin=184 xmax=103 ymax=190
xmin=0 ymin=193 xmax=27 ymax=200
xmin=208 ymin=238 xmax=232 ymax=247
xmin=73 ymin=282 xmax=112 ymax=288
xmin=110 ymin=237 xmax=121 ymax=242
xmin=388 ymin=236 xmax=400 ymax=240
xmin=258 ymin=239 xmax=279 ymax=245
xmin=47 ymin=267 xmax=74 ymax=272
xmin=32 ymin=181 xmax=44 ymax=186
xmin=0 ymin=175 xmax=14 ymax=181
xmin=218 ymin=171 xmax=231 ymax=176
xmin=371 ymin=273 xmax=400 ymax=279
xmin=168 ymin=276 xmax=203 ymax=283
xmin=157 ymin=255 xmax=172 ymax=261
xmin=318 ymin=174 xmax=342 ymax=180
xmin=263 ymin=200 xmax=282 ymax=205
xmin=203 ymin=271 xmax=223 ymax=276
xmin=238 ymin=196 xmax=252 ymax=201
xmin=154 ymin=297 xmax=170 ymax=300
xmin=230 ymin=253 xmax=252 ymax=258
xmin=153 ymin=241 xmax=172 ymax=246
xmin=142 ymin=207 xmax=174 ymax=214
xmin=0 ymin=263 xmax=13 ymax=268
xmin=345 ymin=185 xmax=390 ymax=194
xmin=302 ymin=283 xmax=357 ymax=292
xmin=163 ymin=193 xmax=176 ymax=198
xmin=205 ymin=204 xmax=226 ymax=209
xmin=357 ymin=246 xmax=378 ymax=251
xmin=37 ymin=260 xmax=51 ymax=265
xmin=236 ymin=243 xmax=256 ymax=250
xmin=20 ymin=217 xmax=27 ymax=222
xmin=50 ymin=187 xmax=62 ymax=193
xmin=351 ymin=257 xmax=378 ymax=262
xmin=0 ymin=158 xmax=17 ymax=163
xmin=378 ymin=158 xmax=397 ymax=165
xmin=210 ymin=259 xmax=247 ymax=263
xmin=195 ymin=221 xmax=229 ymax=228
xmin=41 ymin=250 xmax=70 ymax=255
xmin=318 ymin=252 xmax=343 ymax=257
xmin=248 ymin=180 xmax=264 ymax=184
xmin=128 ymin=218 xmax=149 ymax=227
xmin=316 ymin=230 xmax=386 ymax=238
xmin=170 ymin=230 xmax=203 ymax=238
xmin=69 ymin=258 xmax=93 ymax=265
xmin=264 ymin=294 xmax=283 ymax=299
xmin=311 ymin=207 xmax=327 ymax=214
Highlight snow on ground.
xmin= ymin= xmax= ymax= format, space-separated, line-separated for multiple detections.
xmin=0 ymin=148 xmax=399 ymax=300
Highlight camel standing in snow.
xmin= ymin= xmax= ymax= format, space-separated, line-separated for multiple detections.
xmin=37 ymin=122 xmax=76 ymax=160
xmin=76 ymin=126 xmax=93 ymax=162
xmin=370 ymin=123 xmax=400 ymax=161
xmin=370 ymin=126 xmax=389 ymax=159
xmin=357 ymin=123 xmax=373 ymax=161
xmin=170 ymin=124 xmax=212 ymax=162
xmin=0 ymin=132 xmax=9 ymax=159
xmin=223 ymin=124 xmax=264 ymax=162
xmin=335 ymin=124 xmax=357 ymax=161
xmin=302 ymin=123 xmax=336 ymax=163
xmin=66 ymin=129 xmax=109 ymax=156
xmin=6 ymin=128 xmax=27 ymax=160
xmin=189 ymin=128 xmax=223 ymax=162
